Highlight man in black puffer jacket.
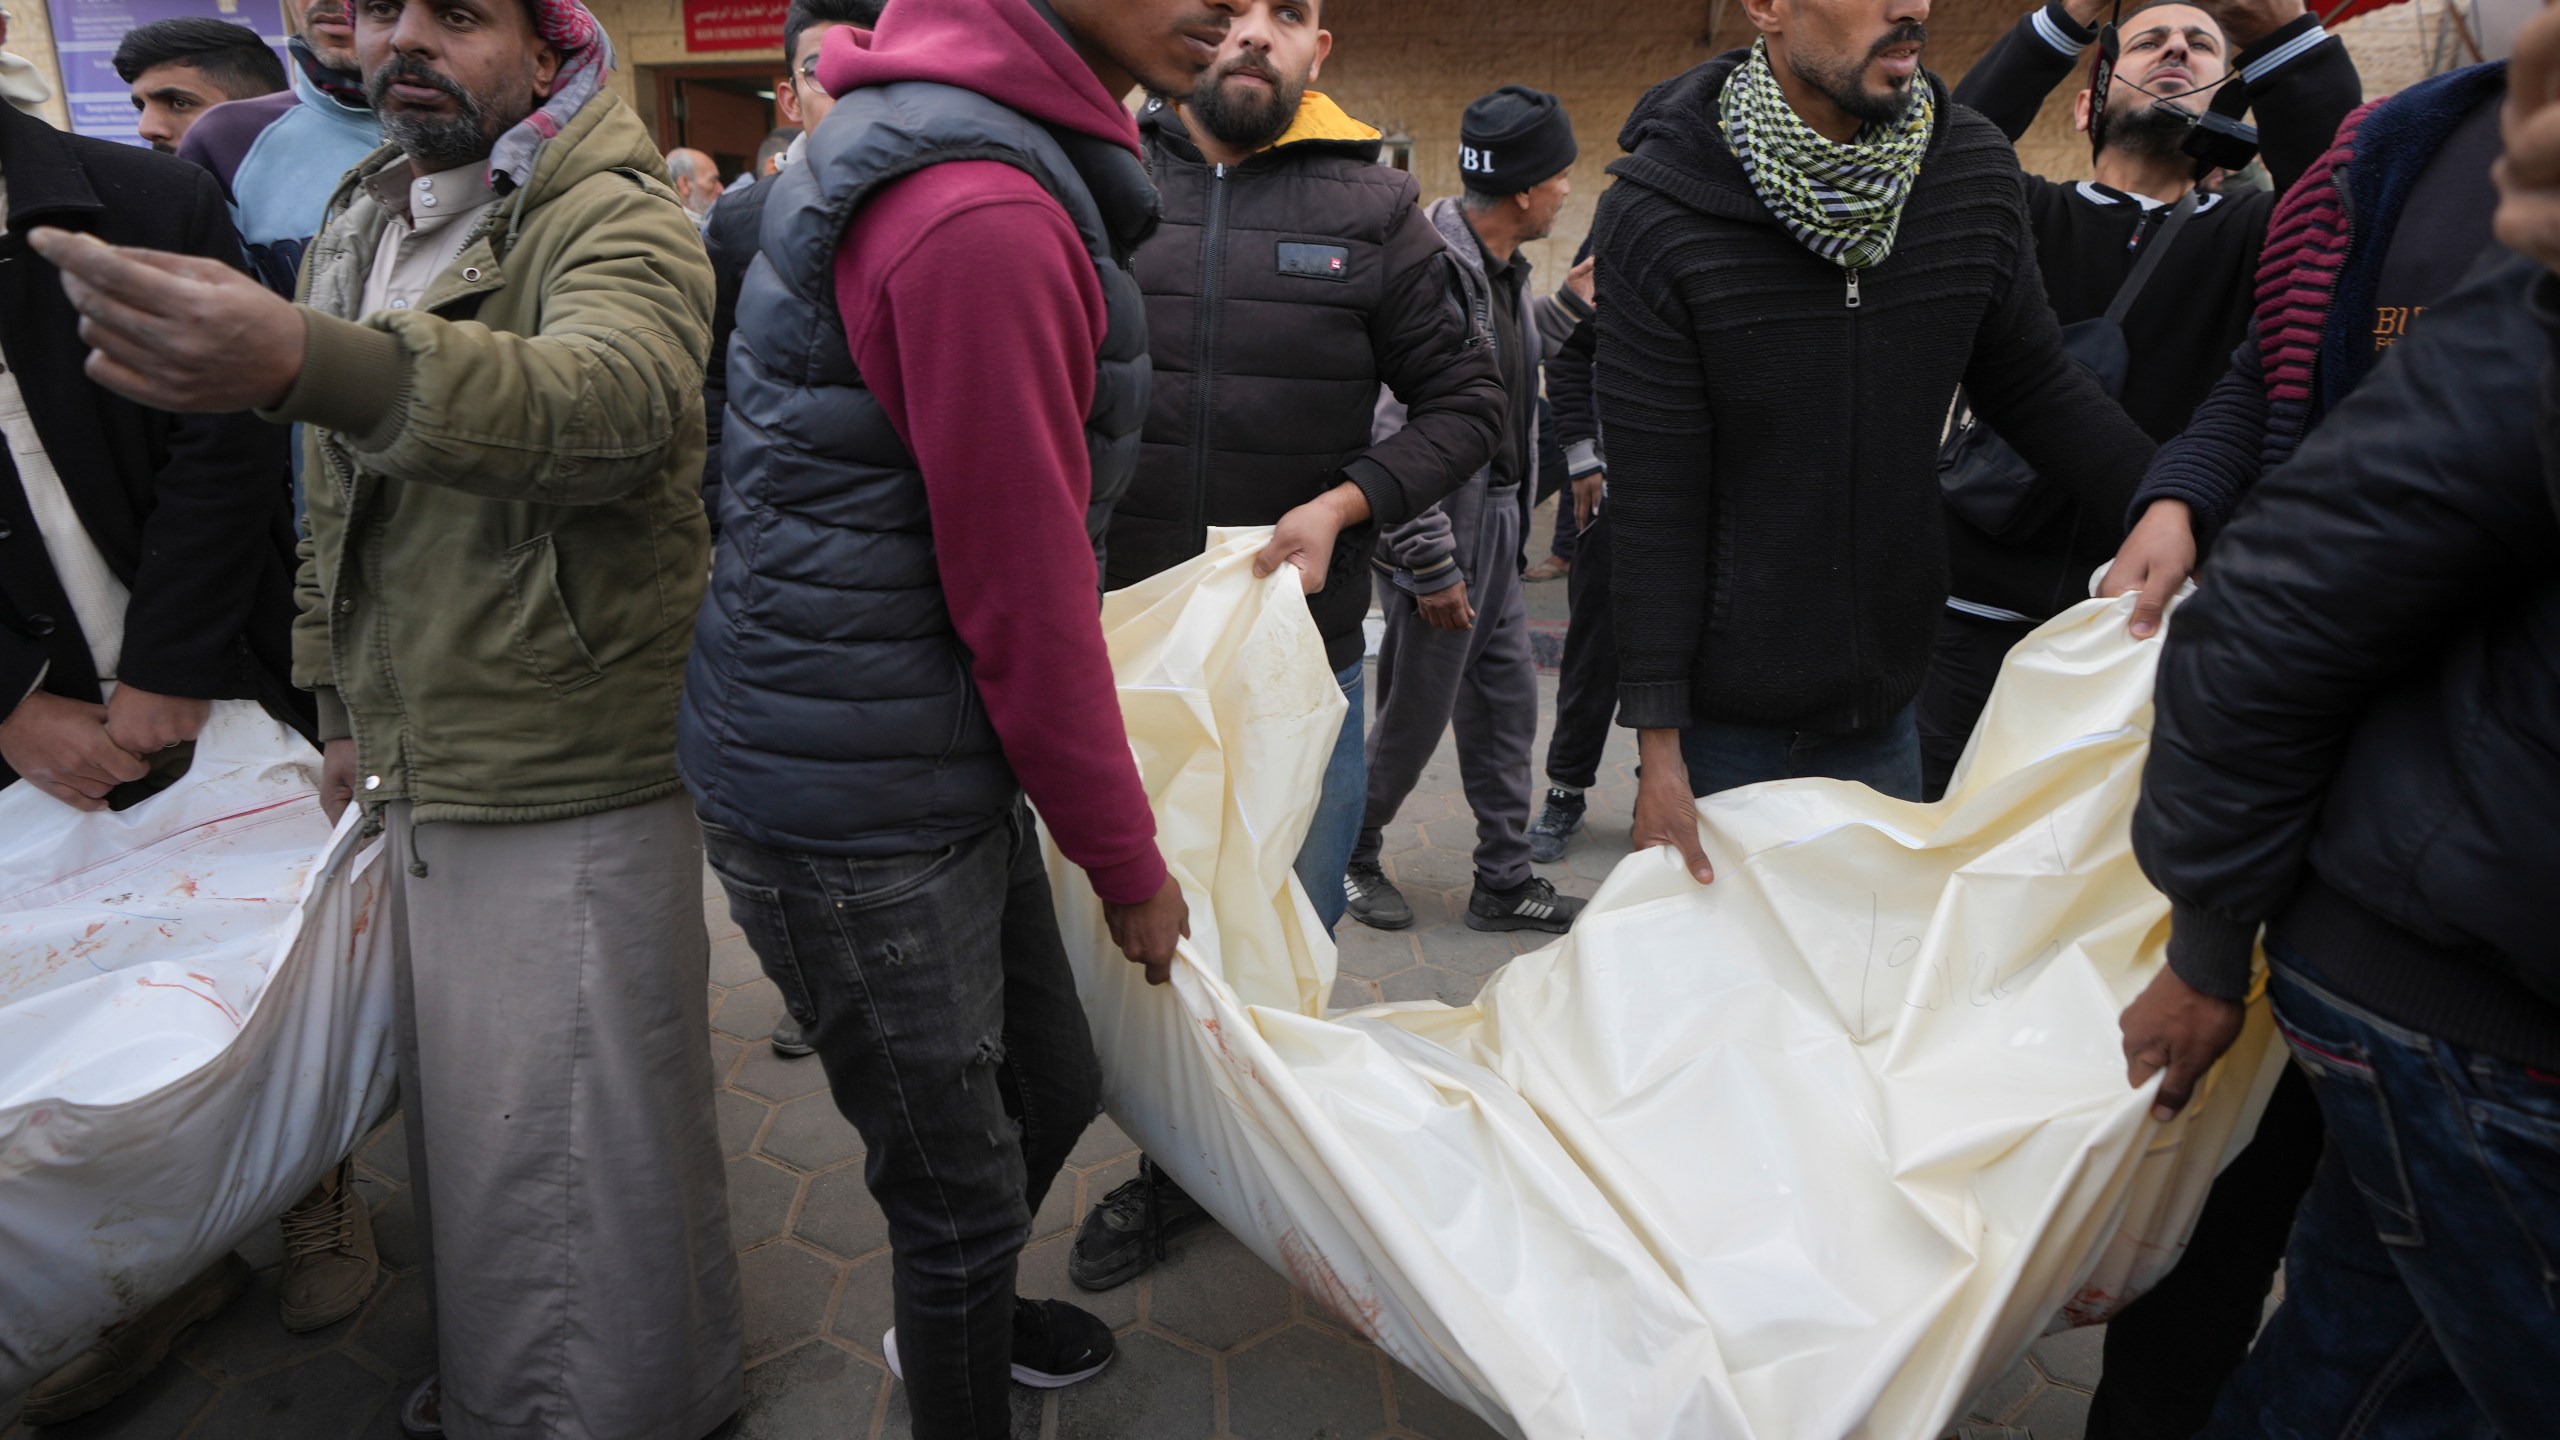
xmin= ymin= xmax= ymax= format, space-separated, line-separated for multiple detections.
xmin=1079 ymin=0 xmax=1502 ymax=1297
xmin=1104 ymin=0 xmax=1503 ymax=938
xmin=1595 ymin=0 xmax=2154 ymax=883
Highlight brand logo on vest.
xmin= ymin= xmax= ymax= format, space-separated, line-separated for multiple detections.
xmin=1459 ymin=146 xmax=1496 ymax=174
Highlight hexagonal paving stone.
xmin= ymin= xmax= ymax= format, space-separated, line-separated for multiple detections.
xmin=18 ymin=1352 xmax=215 ymax=1439
xmin=713 ymin=980 xmax=788 ymax=1041
xmin=1389 ymin=844 xmax=1473 ymax=897
xmin=1225 ymin=1322 xmax=1388 ymax=1440
xmin=1963 ymin=1356 xmax=2043 ymax=1425
xmin=739 ymin=1242 xmax=842 ymax=1361
xmin=795 ymin=1165 xmax=890 ymax=1261
xmin=730 ymin=1338 xmax=885 ymax=1440
xmin=2011 ymin=1378 xmax=2096 ymax=1440
xmin=1378 ymin=966 xmax=1480 ymax=1007
xmin=733 ymin=1042 xmax=834 ymax=1103
xmin=2033 ymin=1324 xmax=2106 ymax=1390
xmin=825 ymin=1249 xmax=897 ymax=1358
xmin=1015 ymin=1232 xmax=1137 ymax=1333
xmin=350 ymin=1273 xmax=435 ymax=1380
xmin=759 ymin=1094 xmax=862 ymax=1174
xmin=1333 ymin=922 xmax=1418 ymax=981
xmin=728 ymin=1154 xmax=803 ymax=1249
xmin=1563 ymin=845 xmax=1623 ymax=886
xmin=1419 ymin=814 xmax=1483 ymax=854
xmin=1426 ymin=925 xmax=1535 ymax=978
xmin=878 ymin=1375 xmax=1041 ymax=1439
xmin=1142 ymin=1226 xmax=1291 ymax=1351
xmin=710 ymin=1031 xmax=748 ymax=1086
xmin=717 ymin=1088 xmax=772 ymax=1161
xmin=1030 ymin=1167 xmax=1077 ymax=1244
xmin=190 ymin=1352 xmax=390 ymax=1439
xmin=1391 ymin=1361 xmax=1507 ymax=1440
xmin=368 ymin=1185 xmax=423 ymax=1273
xmin=1395 ymin=786 xmax=1458 ymax=823
xmin=1068 ymin=1114 xmax=1135 ymax=1170
xmin=175 ymin=1267 xmax=341 ymax=1382
xmin=359 ymin=1113 xmax=410 ymax=1183
xmin=710 ymin=931 xmax=767 ymax=988
xmin=1051 ymin=1331 xmax=1213 ymax=1440
xmin=1329 ymin=976 xmax=1382 ymax=1010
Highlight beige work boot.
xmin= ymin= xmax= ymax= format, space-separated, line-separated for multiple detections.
xmin=20 ymin=1253 xmax=251 ymax=1425
xmin=276 ymin=1158 xmax=377 ymax=1332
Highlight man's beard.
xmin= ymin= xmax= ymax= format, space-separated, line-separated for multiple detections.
xmin=2106 ymin=94 xmax=2195 ymax=160
xmin=149 ymin=138 xmax=176 ymax=155
xmin=1188 ymin=54 xmax=1303 ymax=152
xmin=367 ymin=54 xmax=530 ymax=171
xmin=300 ymin=1 xmax=358 ymax=71
xmin=1788 ymin=22 xmax=1927 ymax=130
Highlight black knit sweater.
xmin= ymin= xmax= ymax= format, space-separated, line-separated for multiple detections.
xmin=1593 ymin=54 xmax=2156 ymax=733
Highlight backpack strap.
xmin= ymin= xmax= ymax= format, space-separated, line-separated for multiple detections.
xmin=2103 ymin=187 xmax=2202 ymax=326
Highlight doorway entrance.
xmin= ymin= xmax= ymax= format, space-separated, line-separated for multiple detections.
xmin=646 ymin=61 xmax=785 ymax=185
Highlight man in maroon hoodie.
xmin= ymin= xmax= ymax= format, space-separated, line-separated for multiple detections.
xmin=676 ymin=1 xmax=1284 ymax=1434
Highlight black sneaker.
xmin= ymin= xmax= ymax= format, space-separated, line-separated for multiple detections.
xmin=769 ymin=1015 xmax=815 ymax=1058
xmin=1069 ymin=1161 xmax=1210 ymax=1291
xmin=1344 ymin=862 xmax=1414 ymax=930
xmin=882 ymin=1297 xmax=1115 ymax=1389
xmin=1465 ymin=875 xmax=1585 ymax=934
xmin=1528 ymin=787 xmax=1586 ymax=864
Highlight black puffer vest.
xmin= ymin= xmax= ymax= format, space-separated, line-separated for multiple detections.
xmin=679 ymin=79 xmax=1156 ymax=857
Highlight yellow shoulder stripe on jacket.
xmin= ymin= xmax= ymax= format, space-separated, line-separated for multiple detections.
xmin=1265 ymin=91 xmax=1382 ymax=151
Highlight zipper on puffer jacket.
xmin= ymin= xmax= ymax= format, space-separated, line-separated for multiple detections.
xmin=1187 ymin=163 xmax=1229 ymax=555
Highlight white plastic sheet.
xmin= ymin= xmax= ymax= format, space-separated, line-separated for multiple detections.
xmin=1052 ymin=530 xmax=2282 ymax=1440
xmin=0 ymin=705 xmax=398 ymax=1392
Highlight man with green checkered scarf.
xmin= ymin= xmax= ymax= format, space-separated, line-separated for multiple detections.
xmin=1591 ymin=0 xmax=2155 ymax=874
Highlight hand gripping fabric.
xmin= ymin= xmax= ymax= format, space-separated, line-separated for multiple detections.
xmin=1047 ymin=531 xmax=2282 ymax=1440
xmin=0 ymin=705 xmax=400 ymax=1392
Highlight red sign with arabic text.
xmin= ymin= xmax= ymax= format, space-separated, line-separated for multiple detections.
xmin=684 ymin=0 xmax=788 ymax=52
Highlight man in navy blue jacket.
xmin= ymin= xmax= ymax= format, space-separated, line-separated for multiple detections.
xmin=2120 ymin=14 xmax=2560 ymax=1424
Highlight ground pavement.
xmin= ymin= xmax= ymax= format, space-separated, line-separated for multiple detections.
xmin=0 ymin=503 xmax=2109 ymax=1440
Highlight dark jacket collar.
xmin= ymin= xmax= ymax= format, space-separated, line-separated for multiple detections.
xmin=0 ymin=102 xmax=103 ymax=234
xmin=1605 ymin=47 xmax=1951 ymax=228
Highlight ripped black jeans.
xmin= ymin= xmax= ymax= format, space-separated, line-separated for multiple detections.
xmin=701 ymin=800 xmax=1102 ymax=1440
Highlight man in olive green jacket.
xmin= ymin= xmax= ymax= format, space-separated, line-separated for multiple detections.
xmin=33 ymin=1 xmax=744 ymax=1436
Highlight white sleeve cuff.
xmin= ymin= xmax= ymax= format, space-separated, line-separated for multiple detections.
xmin=2031 ymin=5 xmax=2089 ymax=55
xmin=2242 ymin=24 xmax=2332 ymax=83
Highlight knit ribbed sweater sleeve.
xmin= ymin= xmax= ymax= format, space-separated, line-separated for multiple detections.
xmin=1957 ymin=173 xmax=2156 ymax=527
xmin=2132 ymin=328 xmax=2270 ymax=542
xmin=1593 ymin=222 xmax=1714 ymax=730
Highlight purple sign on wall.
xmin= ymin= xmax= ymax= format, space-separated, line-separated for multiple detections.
xmin=45 ymin=0 xmax=287 ymax=144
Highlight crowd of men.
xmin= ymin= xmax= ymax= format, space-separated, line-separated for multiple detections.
xmin=2 ymin=0 xmax=2557 ymax=1435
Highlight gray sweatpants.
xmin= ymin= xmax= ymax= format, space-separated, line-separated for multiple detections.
xmin=1356 ymin=487 xmax=1539 ymax=891
xmin=385 ymin=792 xmax=744 ymax=1440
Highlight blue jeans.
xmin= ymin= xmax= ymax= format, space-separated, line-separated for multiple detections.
xmin=1294 ymin=658 xmax=1365 ymax=934
xmin=701 ymin=802 xmax=1101 ymax=1440
xmin=2199 ymin=951 xmax=2560 ymax=1440
xmin=1679 ymin=704 xmax=1923 ymax=801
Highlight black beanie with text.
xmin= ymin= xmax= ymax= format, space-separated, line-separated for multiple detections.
xmin=1458 ymin=85 xmax=1577 ymax=197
